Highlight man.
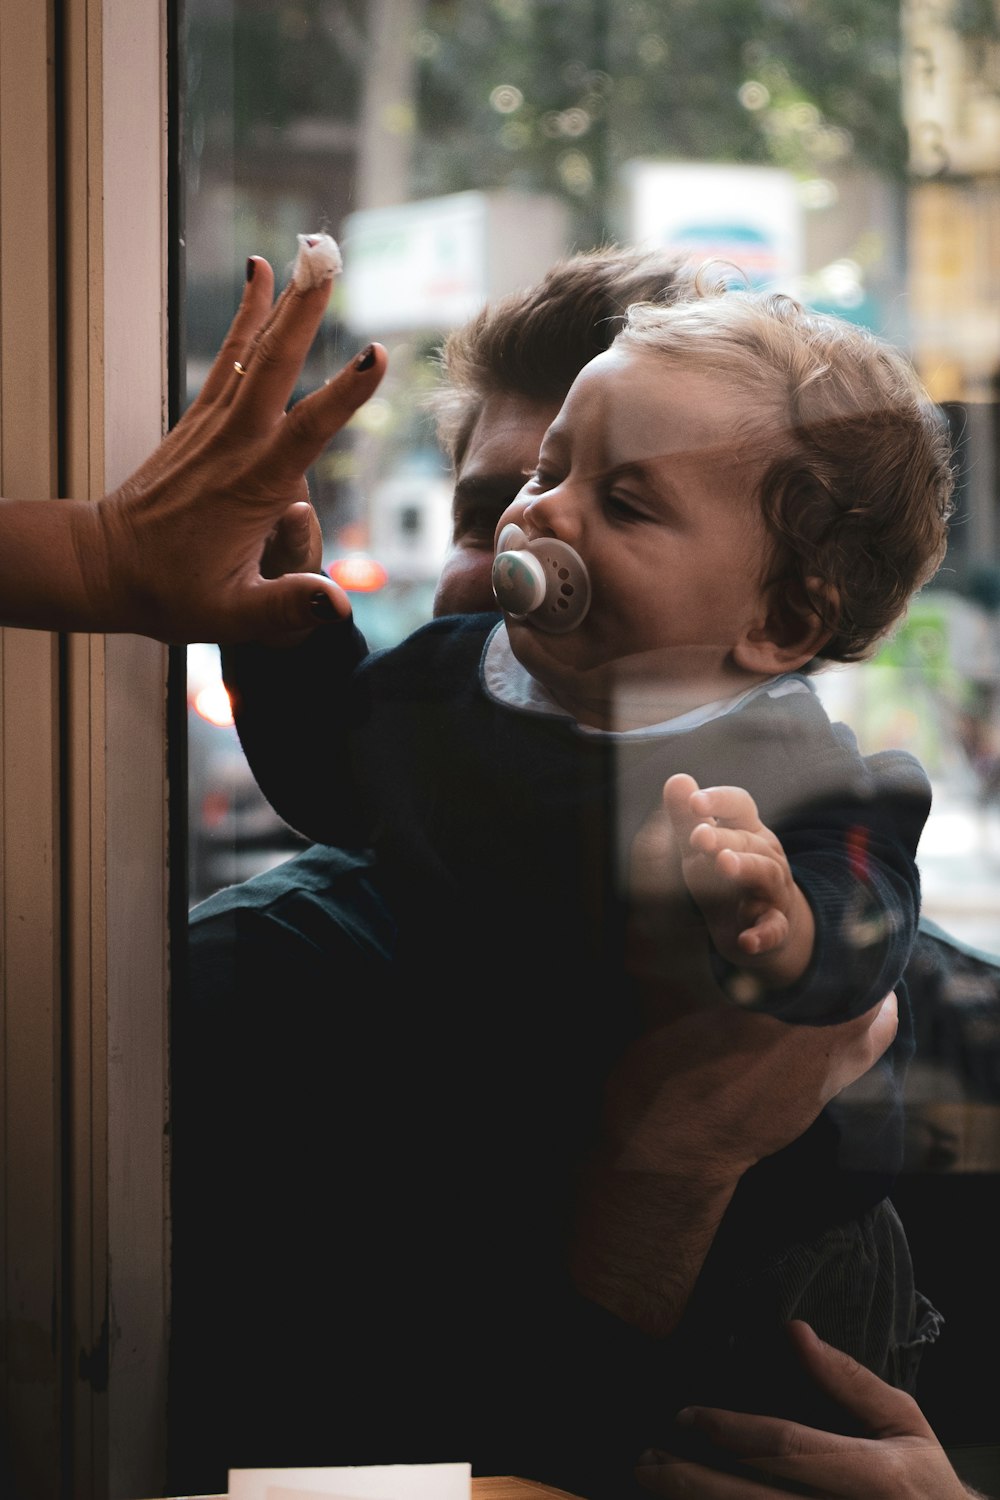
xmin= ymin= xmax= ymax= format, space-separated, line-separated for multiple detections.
xmin=170 ymin=248 xmax=996 ymax=1499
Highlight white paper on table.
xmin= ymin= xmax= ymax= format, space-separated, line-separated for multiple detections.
xmin=227 ymin=1462 xmax=471 ymax=1500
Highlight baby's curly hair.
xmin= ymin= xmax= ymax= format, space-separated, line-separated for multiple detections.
xmin=618 ymin=269 xmax=956 ymax=665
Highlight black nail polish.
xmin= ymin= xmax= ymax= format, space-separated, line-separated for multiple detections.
xmin=355 ymin=344 xmax=376 ymax=372
xmin=245 ymin=257 xmax=256 ymax=282
xmin=310 ymin=591 xmax=338 ymax=621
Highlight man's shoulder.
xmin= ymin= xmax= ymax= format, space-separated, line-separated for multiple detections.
xmin=189 ymin=842 xmax=378 ymax=930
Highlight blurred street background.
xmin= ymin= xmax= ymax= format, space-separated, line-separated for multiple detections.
xmin=180 ymin=0 xmax=1000 ymax=965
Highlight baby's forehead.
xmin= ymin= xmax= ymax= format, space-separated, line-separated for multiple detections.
xmin=556 ymin=344 xmax=766 ymax=464
xmin=569 ymin=339 xmax=743 ymax=401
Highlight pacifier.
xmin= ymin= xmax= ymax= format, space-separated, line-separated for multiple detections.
xmin=491 ymin=523 xmax=591 ymax=634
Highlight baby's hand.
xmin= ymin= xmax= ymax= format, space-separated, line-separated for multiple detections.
xmin=662 ymin=773 xmax=815 ymax=991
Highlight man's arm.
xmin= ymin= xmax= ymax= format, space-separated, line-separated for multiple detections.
xmin=570 ymin=995 xmax=899 ymax=1338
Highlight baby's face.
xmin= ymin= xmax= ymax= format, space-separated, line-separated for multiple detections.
xmin=494 ymin=344 xmax=779 ymax=725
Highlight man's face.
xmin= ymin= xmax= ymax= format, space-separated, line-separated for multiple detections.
xmin=432 ymin=391 xmax=563 ymax=618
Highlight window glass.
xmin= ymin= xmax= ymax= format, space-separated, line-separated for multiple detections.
xmin=184 ymin=1 xmax=1000 ymax=941
xmin=176 ymin=1 xmax=1000 ymax=1484
xmin=182 ymin=11 xmax=1000 ymax=916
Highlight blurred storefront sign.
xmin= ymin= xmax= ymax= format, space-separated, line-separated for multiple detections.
xmin=623 ymin=160 xmax=803 ymax=290
xmin=340 ymin=189 xmax=569 ymax=333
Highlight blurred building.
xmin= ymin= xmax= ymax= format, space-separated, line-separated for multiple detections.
xmin=903 ymin=0 xmax=1000 ymax=578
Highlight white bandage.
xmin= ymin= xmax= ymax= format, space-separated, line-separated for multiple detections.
xmin=291 ymin=232 xmax=343 ymax=289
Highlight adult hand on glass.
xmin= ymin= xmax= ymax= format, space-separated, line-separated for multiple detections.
xmin=635 ymin=1320 xmax=983 ymax=1498
xmin=83 ymin=251 xmax=386 ymax=645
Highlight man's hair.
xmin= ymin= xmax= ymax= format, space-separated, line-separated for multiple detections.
xmin=427 ymin=245 xmax=689 ymax=468
xmin=618 ymin=269 xmax=956 ymax=665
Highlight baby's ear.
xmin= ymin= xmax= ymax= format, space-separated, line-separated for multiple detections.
xmin=733 ymin=576 xmax=836 ymax=676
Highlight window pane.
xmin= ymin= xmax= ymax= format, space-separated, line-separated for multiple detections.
xmin=177 ymin=4 xmax=1000 ymax=1488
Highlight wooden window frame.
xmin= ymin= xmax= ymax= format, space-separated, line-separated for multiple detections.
xmin=1 ymin=2 xmax=172 ymax=1496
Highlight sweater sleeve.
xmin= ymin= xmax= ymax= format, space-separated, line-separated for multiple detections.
xmin=715 ymin=740 xmax=931 ymax=1025
xmin=220 ymin=621 xmax=372 ymax=847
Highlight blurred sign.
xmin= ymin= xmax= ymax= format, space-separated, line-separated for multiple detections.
xmin=340 ymin=190 xmax=569 ymax=333
xmin=624 ymin=161 xmax=803 ymax=290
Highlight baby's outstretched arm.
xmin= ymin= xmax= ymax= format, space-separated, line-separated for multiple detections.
xmin=663 ymin=772 xmax=816 ymax=991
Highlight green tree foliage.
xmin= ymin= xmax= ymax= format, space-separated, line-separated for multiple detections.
xmin=412 ymin=0 xmax=907 ymax=243
xmin=189 ymin=2 xmax=908 ymax=248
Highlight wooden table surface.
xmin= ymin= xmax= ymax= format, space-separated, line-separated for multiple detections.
xmin=141 ymin=1478 xmax=583 ymax=1500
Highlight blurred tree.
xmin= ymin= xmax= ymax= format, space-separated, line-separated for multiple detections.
xmin=182 ymin=0 xmax=913 ymax=532
xmin=412 ymin=0 xmax=908 ymax=244
xmin=188 ymin=0 xmax=909 ymax=249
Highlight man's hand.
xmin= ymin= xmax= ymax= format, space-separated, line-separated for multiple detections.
xmin=635 ymin=1320 xmax=982 ymax=1498
xmin=605 ymin=991 xmax=898 ymax=1176
xmin=663 ymin=772 xmax=816 ymax=990
xmin=572 ymin=995 xmax=898 ymax=1336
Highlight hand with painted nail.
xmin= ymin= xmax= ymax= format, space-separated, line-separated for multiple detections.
xmin=635 ymin=1320 xmax=982 ymax=1498
xmin=662 ymin=771 xmax=817 ymax=992
xmin=0 ymin=237 xmax=386 ymax=645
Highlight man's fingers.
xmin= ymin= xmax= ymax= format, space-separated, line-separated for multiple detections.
xmin=862 ymin=991 xmax=899 ymax=1066
xmin=196 ymin=257 xmax=277 ymax=406
xmin=672 ymin=1404 xmax=855 ymax=1465
xmin=264 ymin=344 xmax=388 ymax=486
xmin=784 ymin=1321 xmax=934 ymax=1438
xmin=635 ymin=1447 xmax=773 ymax=1498
xmin=823 ymin=993 xmax=898 ymax=1094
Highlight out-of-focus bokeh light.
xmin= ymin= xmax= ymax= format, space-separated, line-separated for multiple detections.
xmin=557 ymin=149 xmax=593 ymax=194
xmin=192 ymin=681 xmax=235 ymax=728
xmin=328 ymin=555 xmax=389 ymax=593
xmin=738 ymin=80 xmax=770 ymax=110
xmin=490 ymin=84 xmax=524 ymax=114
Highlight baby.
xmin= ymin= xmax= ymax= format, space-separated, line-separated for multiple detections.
xmin=235 ymin=268 xmax=952 ymax=1026
xmin=226 ymin=267 xmax=954 ymax=1427
xmin=482 ymin=279 xmax=953 ymax=1021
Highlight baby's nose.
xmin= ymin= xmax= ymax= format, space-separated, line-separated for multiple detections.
xmin=522 ymin=487 xmax=583 ymax=542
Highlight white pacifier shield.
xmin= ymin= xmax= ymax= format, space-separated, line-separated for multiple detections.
xmin=492 ymin=549 xmax=548 ymax=615
xmin=492 ymin=524 xmax=591 ymax=633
